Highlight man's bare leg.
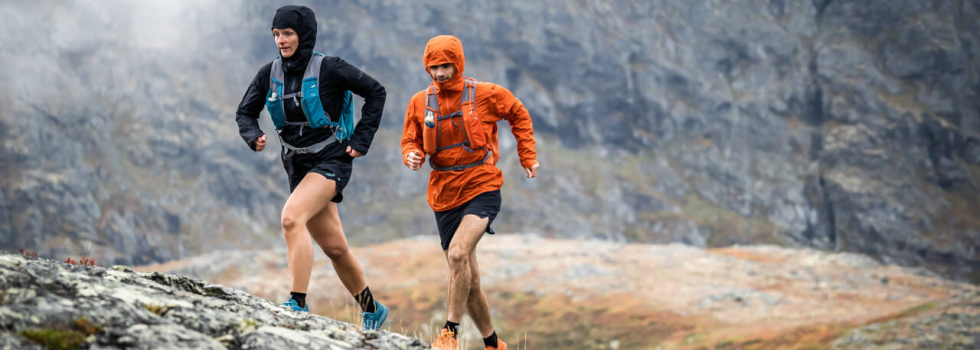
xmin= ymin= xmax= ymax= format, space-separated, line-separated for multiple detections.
xmin=465 ymin=253 xmax=495 ymax=337
xmin=444 ymin=214 xmax=488 ymax=324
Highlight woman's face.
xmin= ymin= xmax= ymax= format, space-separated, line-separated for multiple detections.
xmin=273 ymin=28 xmax=299 ymax=58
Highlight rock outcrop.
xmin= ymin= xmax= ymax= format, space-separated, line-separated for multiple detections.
xmin=831 ymin=291 xmax=980 ymax=349
xmin=0 ymin=252 xmax=428 ymax=350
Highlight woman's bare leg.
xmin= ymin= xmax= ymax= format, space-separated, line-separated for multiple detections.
xmin=280 ymin=173 xmax=336 ymax=293
xmin=307 ymin=201 xmax=367 ymax=295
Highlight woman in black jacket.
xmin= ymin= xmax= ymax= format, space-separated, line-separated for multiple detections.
xmin=234 ymin=5 xmax=388 ymax=330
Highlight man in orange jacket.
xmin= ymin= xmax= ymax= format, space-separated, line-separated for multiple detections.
xmin=401 ymin=35 xmax=538 ymax=350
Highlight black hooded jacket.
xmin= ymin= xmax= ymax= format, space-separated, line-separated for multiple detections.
xmin=235 ymin=5 xmax=386 ymax=155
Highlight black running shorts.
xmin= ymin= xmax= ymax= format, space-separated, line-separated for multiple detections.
xmin=282 ymin=142 xmax=353 ymax=203
xmin=434 ymin=190 xmax=501 ymax=251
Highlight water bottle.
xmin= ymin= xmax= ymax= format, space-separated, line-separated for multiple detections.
xmin=423 ymin=110 xmax=437 ymax=154
xmin=424 ymin=110 xmax=436 ymax=128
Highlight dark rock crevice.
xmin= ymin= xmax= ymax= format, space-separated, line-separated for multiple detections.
xmin=817 ymin=175 xmax=839 ymax=250
xmin=814 ymin=0 xmax=835 ymax=20
xmin=803 ymin=54 xmax=827 ymax=126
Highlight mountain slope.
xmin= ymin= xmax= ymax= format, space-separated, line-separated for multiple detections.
xmin=141 ymin=235 xmax=979 ymax=349
xmin=0 ymin=0 xmax=977 ymax=280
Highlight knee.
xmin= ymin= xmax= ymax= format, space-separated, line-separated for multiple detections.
xmin=280 ymin=209 xmax=305 ymax=233
xmin=321 ymin=244 xmax=348 ymax=261
xmin=447 ymin=247 xmax=470 ymax=267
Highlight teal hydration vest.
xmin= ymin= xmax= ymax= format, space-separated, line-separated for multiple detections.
xmin=265 ymin=52 xmax=355 ymax=143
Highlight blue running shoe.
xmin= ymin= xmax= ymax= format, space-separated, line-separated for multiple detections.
xmin=282 ymin=298 xmax=309 ymax=313
xmin=361 ymin=301 xmax=388 ymax=330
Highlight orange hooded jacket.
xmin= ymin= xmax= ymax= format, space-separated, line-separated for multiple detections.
xmin=401 ymin=35 xmax=538 ymax=212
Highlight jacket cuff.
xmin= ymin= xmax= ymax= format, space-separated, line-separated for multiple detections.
xmin=348 ymin=138 xmax=369 ymax=155
xmin=247 ymin=135 xmax=260 ymax=151
xmin=520 ymin=159 xmax=538 ymax=169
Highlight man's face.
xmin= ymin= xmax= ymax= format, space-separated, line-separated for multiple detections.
xmin=429 ymin=63 xmax=456 ymax=83
xmin=273 ymin=28 xmax=299 ymax=58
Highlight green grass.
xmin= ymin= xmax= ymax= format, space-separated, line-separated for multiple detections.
xmin=683 ymin=332 xmax=708 ymax=345
xmin=715 ymin=339 xmax=735 ymax=348
xmin=899 ymin=301 xmax=940 ymax=318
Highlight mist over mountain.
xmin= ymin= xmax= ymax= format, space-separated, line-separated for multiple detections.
xmin=1 ymin=0 xmax=978 ymax=281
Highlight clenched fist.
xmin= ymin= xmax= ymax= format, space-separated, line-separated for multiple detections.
xmin=405 ymin=151 xmax=424 ymax=171
xmin=254 ymin=134 xmax=267 ymax=152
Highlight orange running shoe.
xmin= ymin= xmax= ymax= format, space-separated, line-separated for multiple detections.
xmin=431 ymin=328 xmax=459 ymax=350
xmin=485 ymin=339 xmax=507 ymax=350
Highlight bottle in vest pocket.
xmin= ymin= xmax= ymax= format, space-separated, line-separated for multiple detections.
xmin=423 ymin=109 xmax=438 ymax=155
xmin=460 ymin=100 xmax=487 ymax=150
xmin=425 ymin=110 xmax=436 ymax=128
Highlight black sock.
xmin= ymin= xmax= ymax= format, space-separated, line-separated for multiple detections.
xmin=444 ymin=321 xmax=460 ymax=338
xmin=354 ymin=287 xmax=377 ymax=313
xmin=483 ymin=331 xmax=498 ymax=348
xmin=289 ymin=291 xmax=306 ymax=308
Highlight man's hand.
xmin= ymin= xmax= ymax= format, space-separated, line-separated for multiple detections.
xmin=346 ymin=146 xmax=364 ymax=158
xmin=525 ymin=163 xmax=539 ymax=178
xmin=406 ymin=151 xmax=424 ymax=171
xmin=254 ymin=134 xmax=267 ymax=152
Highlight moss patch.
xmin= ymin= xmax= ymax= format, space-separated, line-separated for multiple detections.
xmin=20 ymin=329 xmax=87 ymax=350
xmin=73 ymin=316 xmax=103 ymax=336
xmin=144 ymin=304 xmax=168 ymax=316
xmin=680 ymin=194 xmax=780 ymax=247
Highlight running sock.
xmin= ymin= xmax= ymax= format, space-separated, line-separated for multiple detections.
xmin=354 ymin=287 xmax=377 ymax=313
xmin=289 ymin=291 xmax=307 ymax=308
xmin=444 ymin=321 xmax=460 ymax=338
xmin=483 ymin=331 xmax=499 ymax=348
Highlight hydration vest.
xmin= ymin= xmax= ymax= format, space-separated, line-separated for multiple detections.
xmin=422 ymin=78 xmax=492 ymax=171
xmin=265 ymin=52 xmax=355 ymax=157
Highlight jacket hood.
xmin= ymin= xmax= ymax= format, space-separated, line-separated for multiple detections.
xmin=272 ymin=5 xmax=317 ymax=73
xmin=423 ymin=35 xmax=465 ymax=92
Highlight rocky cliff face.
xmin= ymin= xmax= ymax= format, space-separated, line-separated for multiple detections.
xmin=0 ymin=252 xmax=428 ymax=349
xmin=1 ymin=0 xmax=978 ymax=280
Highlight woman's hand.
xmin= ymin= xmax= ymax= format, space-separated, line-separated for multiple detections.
xmin=347 ymin=146 xmax=364 ymax=158
xmin=254 ymin=134 xmax=267 ymax=152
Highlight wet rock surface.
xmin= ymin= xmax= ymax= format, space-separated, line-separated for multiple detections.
xmin=0 ymin=253 xmax=429 ymax=350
